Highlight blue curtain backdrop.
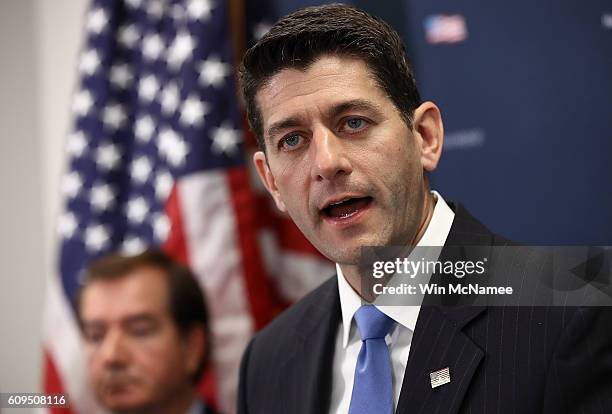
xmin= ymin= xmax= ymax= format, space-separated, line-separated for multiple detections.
xmin=268 ymin=0 xmax=612 ymax=244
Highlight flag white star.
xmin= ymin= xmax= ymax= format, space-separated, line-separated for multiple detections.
xmin=103 ymin=103 xmax=128 ymax=130
xmin=166 ymin=139 xmax=188 ymax=167
xmin=158 ymin=127 xmax=189 ymax=167
xmin=158 ymin=127 xmax=180 ymax=154
xmin=90 ymin=183 xmax=116 ymax=211
xmin=66 ymin=131 xmax=88 ymax=158
xmin=253 ymin=21 xmax=272 ymax=41
xmin=87 ymin=8 xmax=108 ymax=34
xmin=122 ymin=235 xmax=146 ymax=255
xmin=155 ymin=170 xmax=174 ymax=200
xmin=135 ymin=115 xmax=156 ymax=142
xmin=153 ymin=213 xmax=171 ymax=241
xmin=166 ymin=31 xmax=195 ymax=70
xmin=139 ymin=74 xmax=160 ymax=102
xmin=131 ymin=156 xmax=153 ymax=183
xmin=199 ymin=55 xmax=230 ymax=88
xmin=96 ymin=143 xmax=121 ymax=170
xmin=85 ymin=224 xmax=110 ymax=252
xmin=72 ymin=90 xmax=94 ymax=116
xmin=125 ymin=0 xmax=143 ymax=9
xmin=187 ymin=0 xmax=214 ymax=21
xmin=110 ymin=63 xmax=134 ymax=89
xmin=171 ymin=4 xmax=186 ymax=20
xmin=126 ymin=197 xmax=149 ymax=223
xmin=142 ymin=33 xmax=165 ymax=61
xmin=147 ymin=0 xmax=165 ymax=19
xmin=118 ymin=24 xmax=140 ymax=49
xmin=62 ymin=172 xmax=83 ymax=198
xmin=57 ymin=212 xmax=78 ymax=239
xmin=160 ymin=82 xmax=180 ymax=115
xmin=79 ymin=49 xmax=101 ymax=76
xmin=179 ymin=95 xmax=209 ymax=127
xmin=211 ymin=123 xmax=242 ymax=156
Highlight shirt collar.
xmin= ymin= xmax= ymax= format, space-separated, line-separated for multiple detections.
xmin=336 ymin=190 xmax=455 ymax=347
xmin=186 ymin=398 xmax=205 ymax=414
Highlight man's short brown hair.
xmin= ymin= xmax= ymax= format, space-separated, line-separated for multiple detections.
xmin=239 ymin=3 xmax=422 ymax=153
xmin=77 ymin=249 xmax=210 ymax=383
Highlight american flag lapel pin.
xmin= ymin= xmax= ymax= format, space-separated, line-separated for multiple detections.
xmin=430 ymin=367 xmax=451 ymax=389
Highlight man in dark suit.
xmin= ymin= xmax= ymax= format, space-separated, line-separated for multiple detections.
xmin=237 ymin=4 xmax=612 ymax=413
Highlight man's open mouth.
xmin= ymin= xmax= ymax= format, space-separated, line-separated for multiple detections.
xmin=321 ymin=196 xmax=373 ymax=220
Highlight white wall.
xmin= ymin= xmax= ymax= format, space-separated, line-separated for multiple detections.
xmin=0 ymin=0 xmax=45 ymax=399
xmin=0 ymin=0 xmax=86 ymax=406
xmin=36 ymin=0 xmax=87 ymax=284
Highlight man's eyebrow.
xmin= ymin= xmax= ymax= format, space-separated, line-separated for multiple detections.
xmin=265 ymin=99 xmax=381 ymax=142
xmin=328 ymin=99 xmax=382 ymax=119
xmin=122 ymin=313 xmax=157 ymax=325
xmin=81 ymin=320 xmax=104 ymax=329
xmin=266 ymin=117 xmax=303 ymax=142
xmin=81 ymin=313 xmax=157 ymax=327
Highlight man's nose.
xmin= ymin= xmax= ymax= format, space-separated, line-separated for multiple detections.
xmin=311 ymin=127 xmax=352 ymax=181
xmin=100 ymin=330 xmax=128 ymax=367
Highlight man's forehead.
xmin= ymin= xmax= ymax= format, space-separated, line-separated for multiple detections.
xmin=255 ymin=56 xmax=388 ymax=133
xmin=81 ymin=269 xmax=169 ymax=316
xmin=258 ymin=55 xmax=377 ymax=102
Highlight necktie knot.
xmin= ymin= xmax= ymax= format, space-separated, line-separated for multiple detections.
xmin=354 ymin=305 xmax=395 ymax=341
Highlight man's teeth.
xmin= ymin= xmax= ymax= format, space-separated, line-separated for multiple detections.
xmin=324 ymin=197 xmax=371 ymax=218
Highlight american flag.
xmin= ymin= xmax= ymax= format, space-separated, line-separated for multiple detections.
xmin=424 ymin=14 xmax=468 ymax=44
xmin=42 ymin=1 xmax=333 ymax=413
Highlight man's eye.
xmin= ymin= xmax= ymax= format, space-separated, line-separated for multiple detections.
xmin=343 ymin=117 xmax=369 ymax=133
xmin=346 ymin=118 xmax=364 ymax=129
xmin=84 ymin=329 xmax=105 ymax=344
xmin=128 ymin=323 xmax=155 ymax=337
xmin=279 ymin=134 xmax=302 ymax=150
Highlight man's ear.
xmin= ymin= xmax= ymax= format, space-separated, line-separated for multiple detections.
xmin=184 ymin=326 xmax=205 ymax=377
xmin=253 ymin=151 xmax=287 ymax=212
xmin=412 ymin=101 xmax=444 ymax=172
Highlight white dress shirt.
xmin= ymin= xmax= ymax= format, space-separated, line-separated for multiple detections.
xmin=186 ymin=398 xmax=208 ymax=414
xmin=328 ymin=191 xmax=455 ymax=414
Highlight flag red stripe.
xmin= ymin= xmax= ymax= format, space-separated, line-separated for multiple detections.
xmin=163 ymin=184 xmax=218 ymax=411
xmin=227 ymin=167 xmax=283 ymax=328
xmin=272 ymin=215 xmax=324 ymax=256
xmin=253 ymin=194 xmax=324 ymax=256
xmin=43 ymin=350 xmax=74 ymax=414
xmin=163 ymin=185 xmax=190 ymax=266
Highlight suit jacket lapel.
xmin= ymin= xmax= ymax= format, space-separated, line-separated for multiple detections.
xmin=396 ymin=305 xmax=485 ymax=414
xmin=395 ymin=203 xmax=496 ymax=413
xmin=278 ymin=278 xmax=340 ymax=414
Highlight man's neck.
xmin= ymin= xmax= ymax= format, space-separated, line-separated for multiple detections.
xmin=117 ymin=388 xmax=197 ymax=414
xmin=410 ymin=188 xmax=436 ymax=246
xmin=340 ymin=190 xmax=437 ymax=300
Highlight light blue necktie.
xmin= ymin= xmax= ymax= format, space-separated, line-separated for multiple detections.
xmin=348 ymin=305 xmax=395 ymax=414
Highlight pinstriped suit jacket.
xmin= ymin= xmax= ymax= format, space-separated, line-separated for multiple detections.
xmin=237 ymin=204 xmax=612 ymax=414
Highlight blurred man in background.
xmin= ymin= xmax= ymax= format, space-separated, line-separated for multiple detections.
xmin=77 ymin=249 xmax=214 ymax=414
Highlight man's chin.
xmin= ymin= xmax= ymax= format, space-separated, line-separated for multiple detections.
xmin=100 ymin=390 xmax=150 ymax=413
xmin=319 ymin=245 xmax=363 ymax=267
xmin=318 ymin=235 xmax=389 ymax=263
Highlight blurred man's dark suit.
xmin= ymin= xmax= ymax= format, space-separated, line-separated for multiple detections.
xmin=238 ymin=203 xmax=612 ymax=414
